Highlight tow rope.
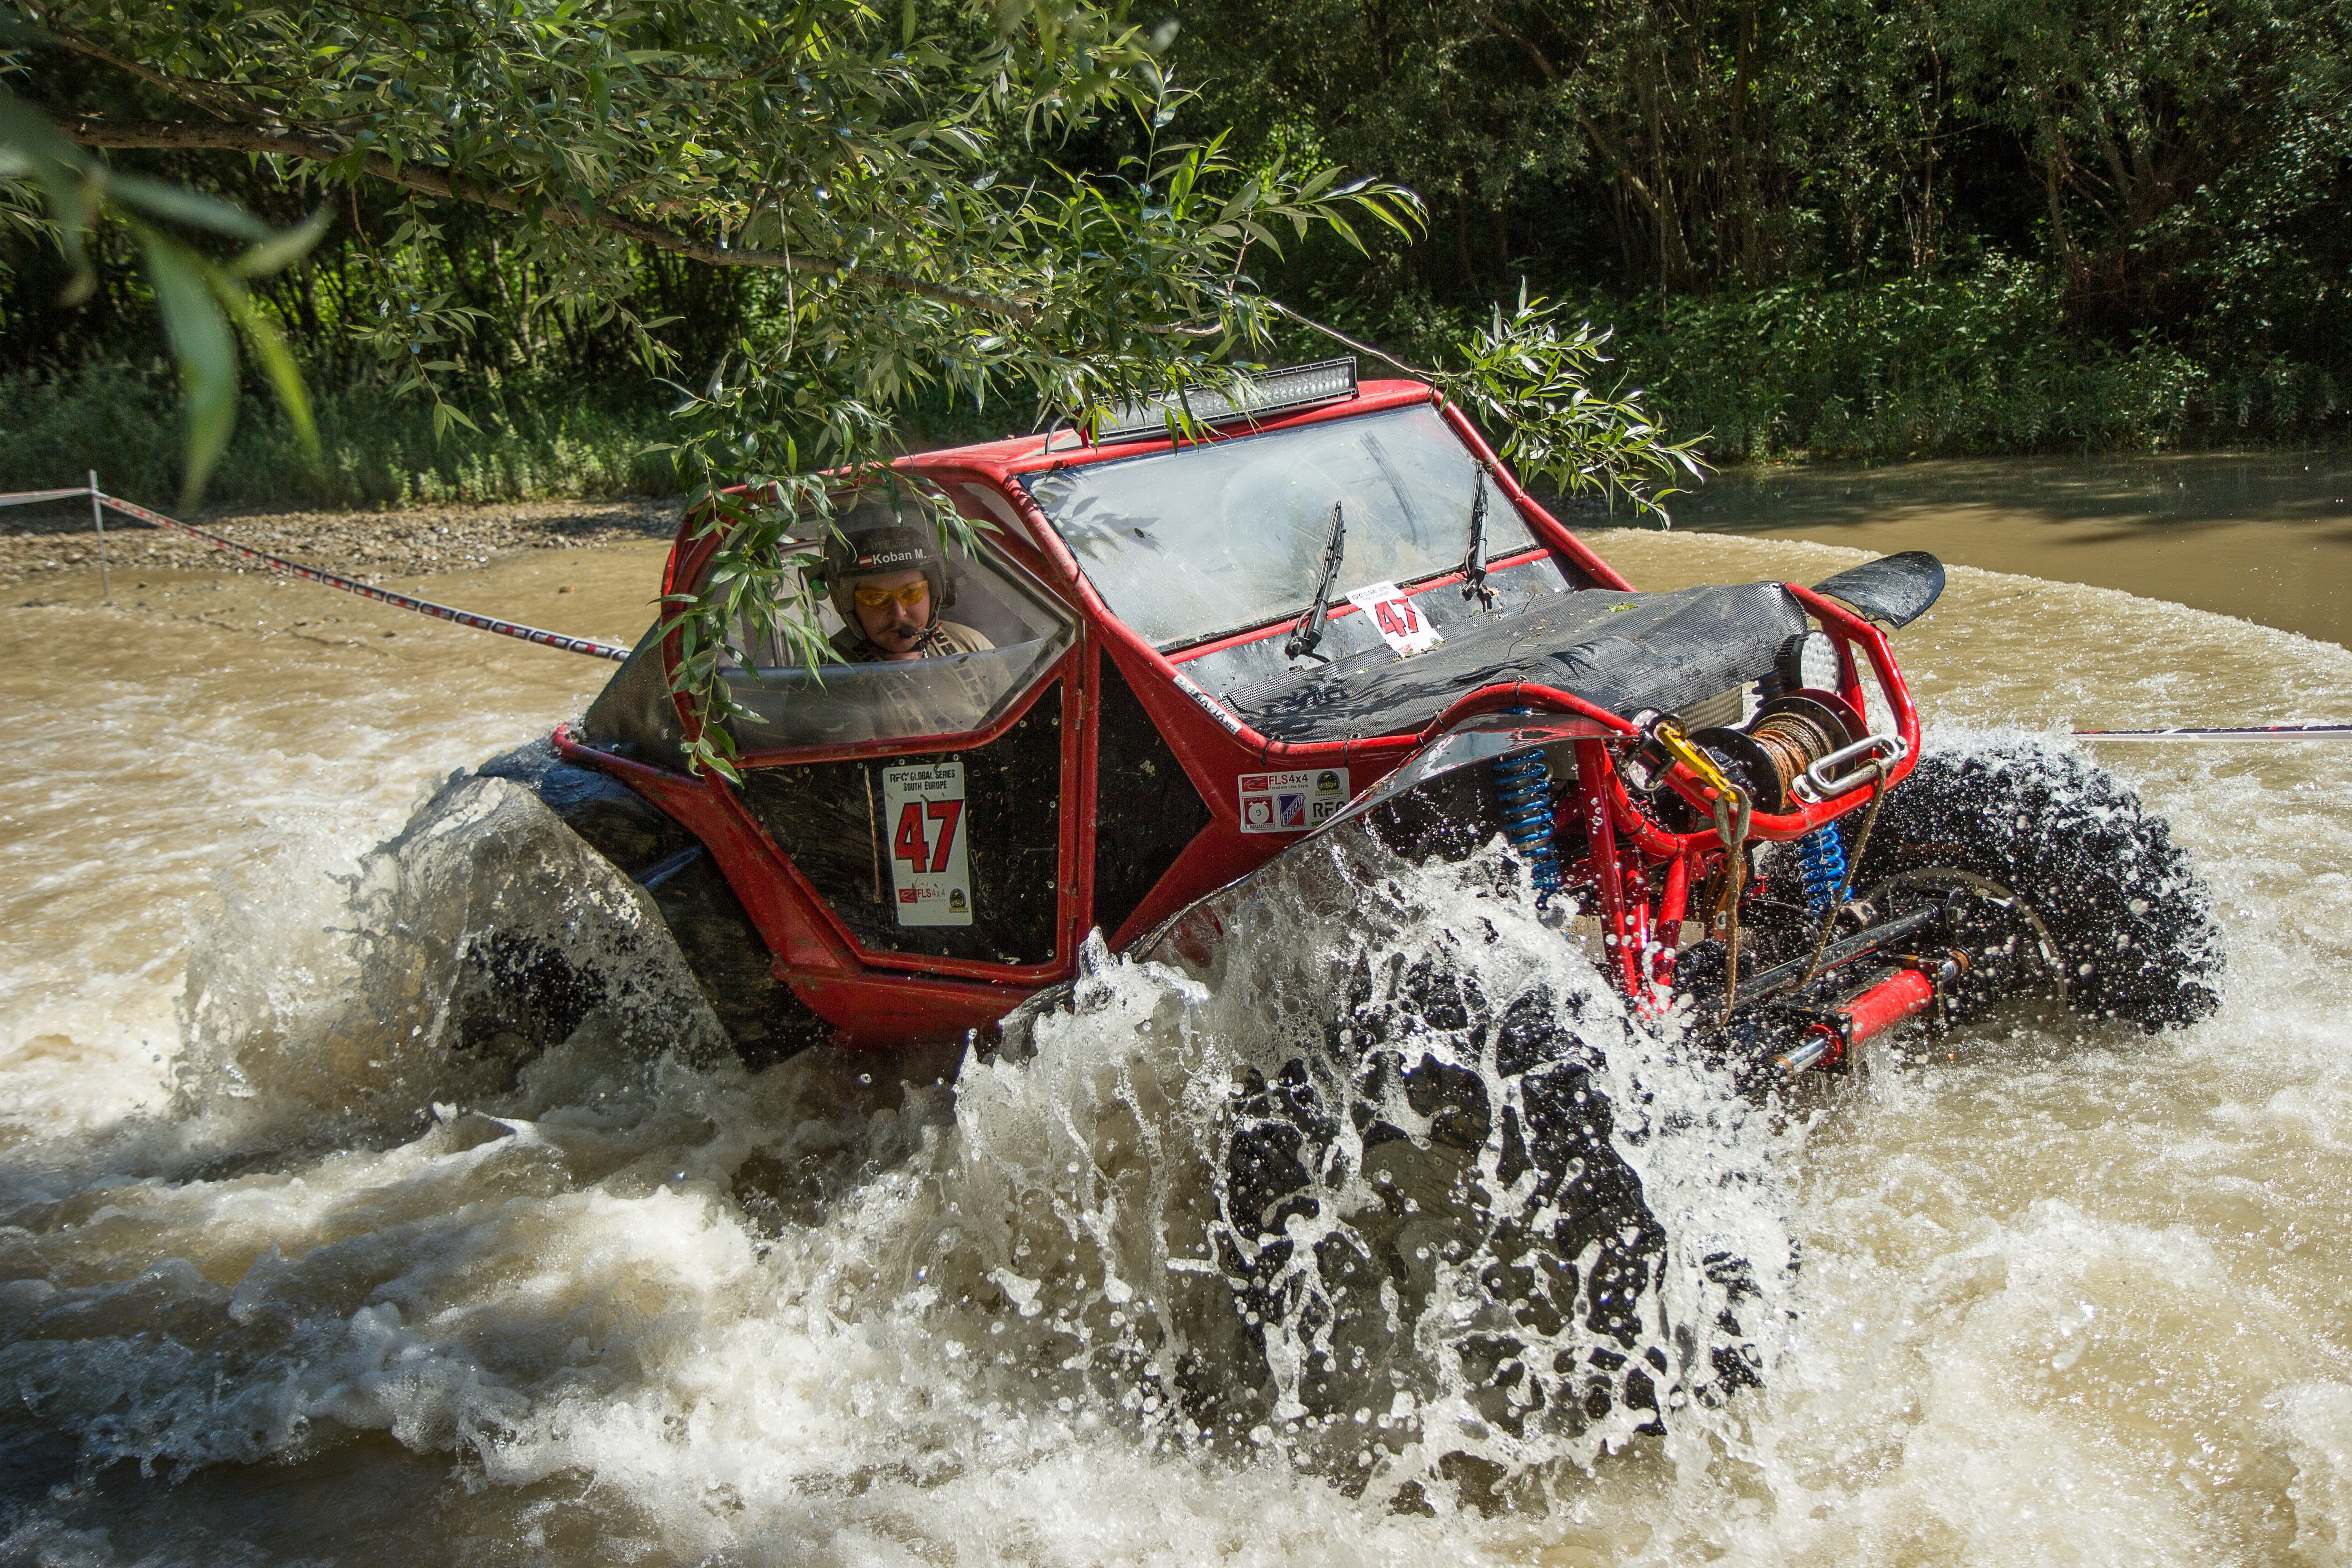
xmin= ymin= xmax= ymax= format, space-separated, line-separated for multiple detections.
xmin=7 ymin=486 xmax=632 ymax=662
xmin=2074 ymin=724 xmax=2352 ymax=742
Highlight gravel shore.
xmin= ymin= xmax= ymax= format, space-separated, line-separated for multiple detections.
xmin=0 ymin=494 xmax=684 ymax=592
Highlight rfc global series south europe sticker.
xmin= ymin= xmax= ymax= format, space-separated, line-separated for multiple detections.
xmin=882 ymin=760 xmax=973 ymax=926
xmin=1238 ymin=768 xmax=1351 ymax=834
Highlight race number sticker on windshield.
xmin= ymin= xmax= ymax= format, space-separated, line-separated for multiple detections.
xmin=1238 ymin=768 xmax=1351 ymax=834
xmin=1344 ymin=581 xmax=1445 ymax=656
xmin=882 ymin=761 xmax=973 ymax=926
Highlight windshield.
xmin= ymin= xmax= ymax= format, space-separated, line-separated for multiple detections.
xmin=1023 ymin=405 xmax=1538 ymax=649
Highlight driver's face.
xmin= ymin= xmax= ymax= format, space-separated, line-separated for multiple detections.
xmin=852 ymin=568 xmax=935 ymax=659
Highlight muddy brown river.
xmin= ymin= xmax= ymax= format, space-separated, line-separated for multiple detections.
xmin=1 ymin=458 xmax=2348 ymax=1564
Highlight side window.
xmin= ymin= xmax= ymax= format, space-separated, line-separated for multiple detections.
xmin=716 ymin=532 xmax=1077 ymax=751
xmin=736 ymin=683 xmax=1066 ymax=965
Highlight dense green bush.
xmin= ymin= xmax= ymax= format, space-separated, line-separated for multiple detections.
xmin=1301 ymin=260 xmax=2343 ymax=463
xmin=10 ymin=263 xmax=2342 ymax=514
xmin=0 ymin=362 xmax=685 ymax=506
xmin=11 ymin=0 xmax=2348 ymax=491
xmin=1593 ymin=261 xmax=2341 ymax=459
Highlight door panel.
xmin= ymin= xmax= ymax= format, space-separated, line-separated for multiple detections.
xmin=738 ymin=680 xmax=1066 ymax=967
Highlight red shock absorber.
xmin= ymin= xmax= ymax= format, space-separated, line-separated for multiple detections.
xmin=1774 ymin=963 xmax=1944 ymax=1076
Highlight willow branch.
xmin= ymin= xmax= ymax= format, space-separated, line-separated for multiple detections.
xmin=1264 ymin=299 xmax=1434 ymax=377
xmin=27 ymin=15 xmax=257 ymax=122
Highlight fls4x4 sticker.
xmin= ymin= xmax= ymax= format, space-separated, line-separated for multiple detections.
xmin=1238 ymin=768 xmax=1351 ymax=833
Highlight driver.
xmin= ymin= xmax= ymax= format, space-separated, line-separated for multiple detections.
xmin=821 ymin=496 xmax=994 ymax=663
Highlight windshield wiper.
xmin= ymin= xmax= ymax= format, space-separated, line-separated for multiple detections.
xmin=1286 ymin=500 xmax=1348 ymax=662
xmin=1460 ymin=468 xmax=1495 ymax=608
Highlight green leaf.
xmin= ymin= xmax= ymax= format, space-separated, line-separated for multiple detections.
xmin=431 ymin=402 xmax=484 ymax=436
xmin=214 ymin=276 xmax=319 ymax=464
xmin=230 ymin=207 xmax=335 ymax=278
xmin=135 ymin=230 xmax=240 ymax=505
xmin=109 ymin=175 xmax=276 ymax=240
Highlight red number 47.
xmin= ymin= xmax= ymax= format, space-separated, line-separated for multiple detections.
xmin=894 ymin=799 xmax=963 ymax=873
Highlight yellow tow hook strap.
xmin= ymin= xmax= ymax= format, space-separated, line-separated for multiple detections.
xmin=1651 ymin=716 xmax=1752 ymax=848
xmin=1653 ymin=716 xmax=1739 ymax=809
xmin=1651 ymin=716 xmax=1753 ymax=1020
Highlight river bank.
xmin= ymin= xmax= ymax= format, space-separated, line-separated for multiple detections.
xmin=0 ymin=495 xmax=680 ymax=593
xmin=16 ymin=447 xmax=2350 ymax=654
xmin=1622 ymin=447 xmax=2352 ymax=648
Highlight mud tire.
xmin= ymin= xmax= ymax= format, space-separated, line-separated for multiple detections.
xmin=1207 ymin=941 xmax=1757 ymax=1470
xmin=444 ymin=931 xmax=603 ymax=1071
xmin=1852 ymin=738 xmax=2223 ymax=1030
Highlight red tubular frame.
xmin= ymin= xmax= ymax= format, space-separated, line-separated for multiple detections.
xmin=551 ymin=378 xmax=1931 ymax=1046
xmin=1498 ymin=584 xmax=1921 ymax=1012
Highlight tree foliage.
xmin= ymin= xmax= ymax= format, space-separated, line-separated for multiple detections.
xmin=1173 ymin=0 xmax=2352 ymax=347
xmin=2 ymin=0 xmax=1700 ymax=775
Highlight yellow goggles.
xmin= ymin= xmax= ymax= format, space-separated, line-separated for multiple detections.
xmin=851 ymin=581 xmax=929 ymax=609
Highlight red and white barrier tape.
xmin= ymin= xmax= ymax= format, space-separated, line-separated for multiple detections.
xmin=2074 ymin=723 xmax=2352 ymax=742
xmin=8 ymin=486 xmax=634 ymax=662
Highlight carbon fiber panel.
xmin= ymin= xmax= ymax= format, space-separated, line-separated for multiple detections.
xmin=1230 ymin=582 xmax=1808 ymax=743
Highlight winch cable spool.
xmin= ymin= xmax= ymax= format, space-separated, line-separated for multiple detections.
xmin=0 ymin=484 xmax=633 ymax=662
xmin=1750 ymin=706 xmax=1862 ymax=918
xmin=1667 ymin=702 xmax=1914 ymax=1018
xmin=1747 ymin=706 xmax=1847 ymax=805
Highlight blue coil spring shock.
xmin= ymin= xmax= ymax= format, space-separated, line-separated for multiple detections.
xmin=1492 ymin=748 xmax=1560 ymax=899
xmin=1796 ymin=822 xmax=1848 ymax=916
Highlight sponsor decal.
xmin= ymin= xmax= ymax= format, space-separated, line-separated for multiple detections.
xmin=1238 ymin=768 xmax=1350 ymax=833
xmin=882 ymin=760 xmax=974 ymax=926
xmin=1343 ymin=581 xmax=1445 ymax=656
xmin=1171 ymin=669 xmax=1247 ymax=737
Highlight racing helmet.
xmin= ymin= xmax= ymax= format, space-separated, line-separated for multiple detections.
xmin=816 ymin=491 xmax=956 ymax=629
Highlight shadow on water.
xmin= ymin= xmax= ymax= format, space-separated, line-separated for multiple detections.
xmin=0 ymin=1432 xmax=669 ymax=1567
xmin=1 ymin=1436 xmax=440 ymax=1564
xmin=1594 ymin=449 xmax=2352 ymax=648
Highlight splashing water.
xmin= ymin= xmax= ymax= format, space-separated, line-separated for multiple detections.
xmin=2 ymin=531 xmax=2350 ymax=1563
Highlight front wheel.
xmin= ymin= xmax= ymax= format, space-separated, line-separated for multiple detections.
xmin=1851 ymin=738 xmax=2223 ymax=1030
xmin=1206 ymin=936 xmax=1765 ymax=1483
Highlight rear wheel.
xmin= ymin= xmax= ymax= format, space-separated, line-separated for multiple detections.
xmin=1852 ymin=738 xmax=2223 ymax=1030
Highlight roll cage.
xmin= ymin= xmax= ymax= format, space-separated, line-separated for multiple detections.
xmin=555 ymin=376 xmax=1922 ymax=1045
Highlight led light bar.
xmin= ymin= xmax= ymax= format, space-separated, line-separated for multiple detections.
xmin=1090 ymin=357 xmax=1359 ymax=443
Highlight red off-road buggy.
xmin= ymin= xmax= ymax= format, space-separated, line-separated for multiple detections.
xmin=446 ymin=358 xmax=2219 ymax=1456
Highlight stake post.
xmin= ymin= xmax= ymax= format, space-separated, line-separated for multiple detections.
xmin=88 ymin=470 xmax=110 ymax=603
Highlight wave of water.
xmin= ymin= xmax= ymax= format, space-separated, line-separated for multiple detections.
xmin=2 ymin=541 xmax=2349 ymax=1564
